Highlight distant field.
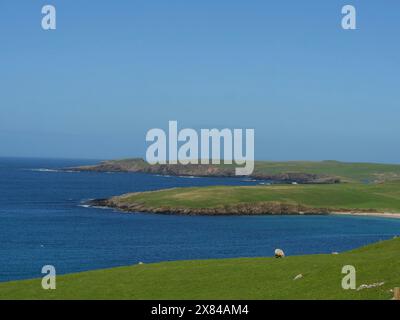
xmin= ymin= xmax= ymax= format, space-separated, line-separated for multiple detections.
xmin=110 ymin=181 xmax=400 ymax=213
xmin=1 ymin=238 xmax=399 ymax=300
xmin=252 ymin=160 xmax=400 ymax=182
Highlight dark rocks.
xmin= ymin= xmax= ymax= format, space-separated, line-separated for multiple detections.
xmin=85 ymin=198 xmax=331 ymax=216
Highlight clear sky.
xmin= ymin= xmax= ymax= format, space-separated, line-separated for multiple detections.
xmin=0 ymin=0 xmax=399 ymax=162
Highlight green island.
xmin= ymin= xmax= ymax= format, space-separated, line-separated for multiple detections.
xmin=1 ymin=238 xmax=399 ymax=300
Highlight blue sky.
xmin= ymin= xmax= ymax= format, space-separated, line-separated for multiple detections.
xmin=0 ymin=0 xmax=399 ymax=162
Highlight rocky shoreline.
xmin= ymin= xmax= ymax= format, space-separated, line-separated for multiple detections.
xmin=69 ymin=159 xmax=340 ymax=184
xmin=88 ymin=198 xmax=334 ymax=216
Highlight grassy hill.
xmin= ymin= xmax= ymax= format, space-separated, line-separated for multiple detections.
xmin=96 ymin=181 xmax=400 ymax=215
xmin=1 ymin=238 xmax=399 ymax=300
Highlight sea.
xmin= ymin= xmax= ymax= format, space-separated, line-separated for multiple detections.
xmin=1 ymin=157 xmax=399 ymax=282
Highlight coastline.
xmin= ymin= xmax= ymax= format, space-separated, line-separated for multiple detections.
xmin=68 ymin=159 xmax=341 ymax=184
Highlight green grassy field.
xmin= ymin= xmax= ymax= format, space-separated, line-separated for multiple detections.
xmin=1 ymin=238 xmax=399 ymax=300
xmin=112 ymin=181 xmax=400 ymax=213
xmin=253 ymin=160 xmax=400 ymax=182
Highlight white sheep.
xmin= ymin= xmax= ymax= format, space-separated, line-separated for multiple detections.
xmin=274 ymin=249 xmax=285 ymax=258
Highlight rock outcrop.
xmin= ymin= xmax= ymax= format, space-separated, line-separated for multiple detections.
xmin=88 ymin=198 xmax=331 ymax=216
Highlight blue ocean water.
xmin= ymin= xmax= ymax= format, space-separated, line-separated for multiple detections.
xmin=0 ymin=158 xmax=399 ymax=282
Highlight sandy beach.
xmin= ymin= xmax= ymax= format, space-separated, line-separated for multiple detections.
xmin=332 ymin=211 xmax=400 ymax=219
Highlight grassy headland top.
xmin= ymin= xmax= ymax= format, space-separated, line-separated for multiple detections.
xmin=92 ymin=182 xmax=400 ymax=215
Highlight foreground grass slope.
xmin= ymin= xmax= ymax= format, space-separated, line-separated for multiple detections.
xmin=110 ymin=181 xmax=400 ymax=213
xmin=1 ymin=238 xmax=399 ymax=300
